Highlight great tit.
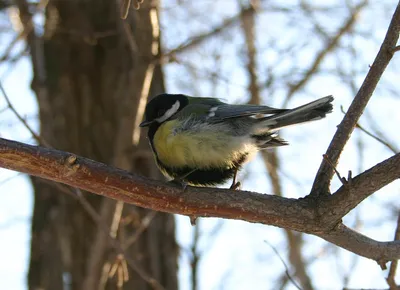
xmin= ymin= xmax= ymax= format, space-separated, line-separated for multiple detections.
xmin=140 ymin=94 xmax=333 ymax=188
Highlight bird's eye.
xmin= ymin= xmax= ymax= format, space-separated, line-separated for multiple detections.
xmin=157 ymin=109 xmax=166 ymax=117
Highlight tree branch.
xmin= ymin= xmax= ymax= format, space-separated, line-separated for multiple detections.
xmin=320 ymin=224 xmax=400 ymax=266
xmin=157 ymin=6 xmax=256 ymax=63
xmin=319 ymin=152 xmax=400 ymax=227
xmin=0 ymin=137 xmax=399 ymax=263
xmin=283 ymin=0 xmax=367 ymax=106
xmin=311 ymin=1 xmax=400 ymax=196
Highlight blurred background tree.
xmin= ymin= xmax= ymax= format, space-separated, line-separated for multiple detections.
xmin=1 ymin=0 xmax=178 ymax=289
xmin=0 ymin=0 xmax=399 ymax=289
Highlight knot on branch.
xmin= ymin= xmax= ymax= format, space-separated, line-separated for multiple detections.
xmin=63 ymin=154 xmax=80 ymax=176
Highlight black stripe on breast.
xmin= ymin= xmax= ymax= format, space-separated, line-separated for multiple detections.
xmin=157 ymin=153 xmax=248 ymax=186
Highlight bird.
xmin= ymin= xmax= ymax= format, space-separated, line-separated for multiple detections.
xmin=140 ymin=93 xmax=333 ymax=189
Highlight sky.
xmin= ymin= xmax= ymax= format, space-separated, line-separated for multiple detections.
xmin=0 ymin=1 xmax=400 ymax=289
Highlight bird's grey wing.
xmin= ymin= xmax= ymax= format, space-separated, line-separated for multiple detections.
xmin=172 ymin=103 xmax=214 ymax=121
xmin=207 ymin=104 xmax=287 ymax=123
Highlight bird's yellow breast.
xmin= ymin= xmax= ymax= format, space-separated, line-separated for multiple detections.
xmin=153 ymin=120 xmax=256 ymax=169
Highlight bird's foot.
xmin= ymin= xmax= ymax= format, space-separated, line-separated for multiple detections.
xmin=169 ymin=178 xmax=188 ymax=191
xmin=169 ymin=169 xmax=197 ymax=191
xmin=230 ymin=181 xmax=241 ymax=190
xmin=230 ymin=167 xmax=241 ymax=190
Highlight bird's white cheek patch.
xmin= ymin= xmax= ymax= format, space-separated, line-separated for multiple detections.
xmin=156 ymin=100 xmax=180 ymax=123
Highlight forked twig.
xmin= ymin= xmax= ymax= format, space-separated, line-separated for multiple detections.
xmin=322 ymin=154 xmax=352 ymax=186
xmin=0 ymin=81 xmax=50 ymax=147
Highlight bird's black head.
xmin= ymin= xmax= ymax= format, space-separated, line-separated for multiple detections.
xmin=140 ymin=94 xmax=189 ymax=127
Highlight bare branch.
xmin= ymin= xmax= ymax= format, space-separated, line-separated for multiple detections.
xmin=319 ymin=152 xmax=400 ymax=227
xmin=320 ymin=224 xmax=400 ymax=267
xmin=311 ymin=1 xmax=400 ymax=196
xmin=392 ymin=45 xmax=400 ymax=53
xmin=355 ymin=122 xmax=398 ymax=154
xmin=191 ymin=221 xmax=200 ymax=290
xmin=122 ymin=211 xmax=157 ymax=250
xmin=239 ymin=0 xmax=260 ymax=104
xmin=340 ymin=105 xmax=399 ymax=154
xmin=0 ymin=137 xmax=399 ymax=262
xmin=132 ymin=6 xmax=159 ymax=145
xmin=121 ymin=0 xmax=131 ymax=19
xmin=283 ymin=0 xmax=367 ymax=106
xmin=264 ymin=240 xmax=302 ymax=290
xmin=158 ymin=6 xmax=256 ymax=63
xmin=0 ymin=82 xmax=49 ymax=147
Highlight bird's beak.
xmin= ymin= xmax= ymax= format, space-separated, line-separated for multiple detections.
xmin=139 ymin=120 xmax=153 ymax=127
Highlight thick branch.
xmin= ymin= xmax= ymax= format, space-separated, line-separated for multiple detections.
xmin=0 ymin=137 xmax=400 ymax=263
xmin=320 ymin=152 xmax=400 ymax=227
xmin=320 ymin=224 xmax=400 ymax=263
xmin=0 ymin=138 xmax=314 ymax=231
xmin=311 ymin=1 xmax=400 ymax=196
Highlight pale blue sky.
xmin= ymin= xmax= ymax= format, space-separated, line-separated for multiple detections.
xmin=1 ymin=1 xmax=400 ymax=289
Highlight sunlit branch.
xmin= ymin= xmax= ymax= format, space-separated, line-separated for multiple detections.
xmin=311 ymin=2 xmax=400 ymax=196
xmin=0 ymin=137 xmax=399 ymax=264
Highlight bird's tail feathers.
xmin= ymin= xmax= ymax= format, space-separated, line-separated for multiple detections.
xmin=258 ymin=95 xmax=334 ymax=131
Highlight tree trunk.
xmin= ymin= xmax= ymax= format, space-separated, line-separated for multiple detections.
xmin=25 ymin=1 xmax=177 ymax=289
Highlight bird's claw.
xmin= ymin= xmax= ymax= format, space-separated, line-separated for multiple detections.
xmin=169 ymin=178 xmax=188 ymax=191
xmin=230 ymin=181 xmax=241 ymax=190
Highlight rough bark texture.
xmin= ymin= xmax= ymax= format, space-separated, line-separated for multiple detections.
xmin=23 ymin=1 xmax=177 ymax=289
xmin=1 ymin=138 xmax=399 ymax=264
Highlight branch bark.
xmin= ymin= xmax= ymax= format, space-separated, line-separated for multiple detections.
xmin=311 ymin=1 xmax=400 ymax=196
xmin=0 ymin=137 xmax=399 ymax=263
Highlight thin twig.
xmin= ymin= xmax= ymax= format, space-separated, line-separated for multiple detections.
xmin=0 ymin=32 xmax=23 ymax=62
xmin=157 ymin=6 xmax=256 ymax=64
xmin=120 ymin=0 xmax=131 ymax=19
xmin=340 ymin=105 xmax=398 ymax=154
xmin=53 ymin=183 xmax=165 ymax=290
xmin=283 ymin=0 xmax=367 ymax=106
xmin=0 ymin=81 xmax=50 ymax=147
xmin=37 ymin=177 xmax=164 ymax=289
xmin=323 ymin=154 xmax=348 ymax=185
xmin=0 ymin=172 xmax=22 ymax=186
xmin=391 ymin=45 xmax=400 ymax=53
xmin=110 ymin=201 xmax=125 ymax=239
xmin=132 ymin=63 xmax=155 ymax=145
xmin=356 ymin=123 xmax=398 ymax=154
xmin=191 ymin=220 xmax=200 ymax=290
xmin=122 ymin=211 xmax=157 ymax=250
xmin=311 ymin=1 xmax=400 ymax=196
xmin=132 ymin=6 xmax=158 ymax=145
xmin=264 ymin=240 xmax=303 ymax=290
xmin=239 ymin=0 xmax=260 ymax=105
xmin=73 ymin=188 xmax=164 ymax=290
